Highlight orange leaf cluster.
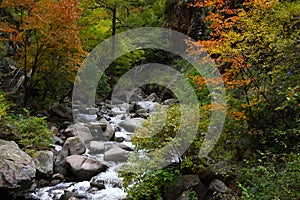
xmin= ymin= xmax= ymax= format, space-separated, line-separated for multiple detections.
xmin=1 ymin=0 xmax=85 ymax=82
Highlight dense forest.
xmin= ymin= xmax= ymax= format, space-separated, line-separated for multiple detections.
xmin=0 ymin=0 xmax=299 ymax=199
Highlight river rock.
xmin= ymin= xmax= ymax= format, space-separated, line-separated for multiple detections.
xmin=118 ymin=118 xmax=145 ymax=132
xmin=65 ymin=155 xmax=108 ymax=180
xmin=137 ymin=101 xmax=159 ymax=112
xmin=89 ymin=141 xmax=105 ymax=154
xmin=54 ymin=136 xmax=86 ymax=175
xmin=98 ymin=118 xmax=115 ymax=140
xmin=114 ymin=132 xmax=128 ymax=142
xmin=104 ymin=147 xmax=130 ymax=162
xmin=0 ymin=140 xmax=36 ymax=190
xmin=64 ymin=136 xmax=86 ymax=155
xmin=90 ymin=179 xmax=105 ymax=190
xmin=34 ymin=150 xmax=54 ymax=178
xmin=65 ymin=123 xmax=93 ymax=143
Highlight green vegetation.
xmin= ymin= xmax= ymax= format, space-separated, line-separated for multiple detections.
xmin=0 ymin=93 xmax=9 ymax=120
xmin=0 ymin=95 xmax=53 ymax=155
xmin=13 ymin=112 xmax=53 ymax=155
xmin=0 ymin=0 xmax=299 ymax=199
xmin=239 ymin=154 xmax=300 ymax=199
xmin=123 ymin=167 xmax=181 ymax=200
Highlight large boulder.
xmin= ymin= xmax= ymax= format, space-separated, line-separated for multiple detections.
xmin=118 ymin=118 xmax=145 ymax=132
xmin=89 ymin=141 xmax=105 ymax=154
xmin=54 ymin=136 xmax=86 ymax=175
xmin=63 ymin=137 xmax=86 ymax=155
xmin=64 ymin=123 xmax=93 ymax=143
xmin=0 ymin=140 xmax=36 ymax=190
xmin=34 ymin=150 xmax=54 ymax=178
xmin=65 ymin=155 xmax=108 ymax=180
xmin=104 ymin=147 xmax=130 ymax=162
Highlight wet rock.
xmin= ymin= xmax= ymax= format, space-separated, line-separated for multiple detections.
xmin=104 ymin=147 xmax=130 ymax=162
xmin=114 ymin=132 xmax=128 ymax=142
xmin=0 ymin=140 xmax=36 ymax=190
xmin=65 ymin=155 xmax=108 ymax=180
xmin=92 ymin=170 xmax=123 ymax=188
xmin=64 ymin=123 xmax=93 ymax=143
xmin=98 ymin=118 xmax=115 ymax=140
xmin=118 ymin=118 xmax=145 ymax=132
xmin=54 ymin=136 xmax=86 ymax=175
xmin=208 ymin=178 xmax=229 ymax=193
xmin=89 ymin=141 xmax=105 ymax=154
xmin=64 ymin=137 xmax=86 ymax=155
xmin=90 ymin=179 xmax=105 ymax=190
xmin=130 ymin=88 xmax=146 ymax=101
xmin=59 ymin=192 xmax=88 ymax=200
xmin=34 ymin=150 xmax=54 ymax=178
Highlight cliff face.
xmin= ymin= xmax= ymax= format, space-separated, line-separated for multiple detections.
xmin=164 ymin=0 xmax=207 ymax=40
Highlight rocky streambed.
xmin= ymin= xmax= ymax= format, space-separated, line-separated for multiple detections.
xmin=0 ymin=91 xmax=236 ymax=200
xmin=0 ymin=91 xmax=167 ymax=200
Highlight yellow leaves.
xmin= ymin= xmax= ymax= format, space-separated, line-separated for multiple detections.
xmin=247 ymin=128 xmax=263 ymax=135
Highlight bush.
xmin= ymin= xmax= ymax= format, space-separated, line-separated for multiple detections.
xmin=0 ymin=93 xmax=9 ymax=120
xmin=13 ymin=112 xmax=53 ymax=154
xmin=131 ymin=104 xmax=208 ymax=170
xmin=123 ymin=167 xmax=181 ymax=200
xmin=238 ymin=153 xmax=300 ymax=199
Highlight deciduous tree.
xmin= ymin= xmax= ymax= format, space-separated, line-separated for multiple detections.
xmin=0 ymin=0 xmax=85 ymax=106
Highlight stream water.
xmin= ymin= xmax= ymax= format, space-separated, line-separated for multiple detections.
xmin=28 ymin=101 xmax=159 ymax=200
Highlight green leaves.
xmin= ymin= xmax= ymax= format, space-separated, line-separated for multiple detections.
xmin=122 ymin=167 xmax=181 ymax=200
xmin=14 ymin=114 xmax=53 ymax=154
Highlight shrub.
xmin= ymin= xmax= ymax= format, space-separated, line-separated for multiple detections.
xmin=130 ymin=104 xmax=208 ymax=171
xmin=14 ymin=112 xmax=53 ymax=154
xmin=238 ymin=153 xmax=300 ymax=199
xmin=123 ymin=167 xmax=181 ymax=200
xmin=0 ymin=93 xmax=9 ymax=120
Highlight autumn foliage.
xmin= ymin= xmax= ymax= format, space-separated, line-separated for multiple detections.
xmin=0 ymin=0 xmax=85 ymax=105
xmin=189 ymin=0 xmax=299 ymax=130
